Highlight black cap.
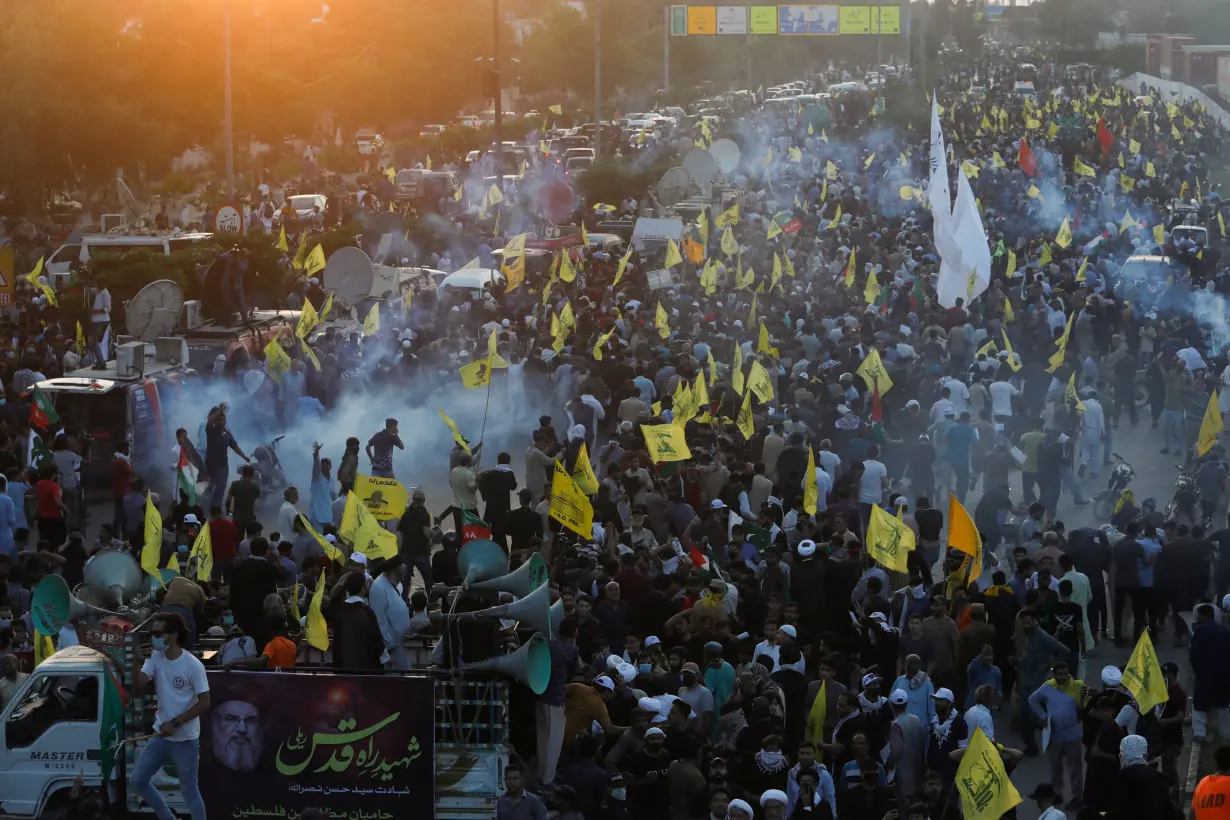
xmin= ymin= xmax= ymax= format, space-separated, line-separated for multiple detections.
xmin=1027 ymin=783 xmax=1057 ymax=800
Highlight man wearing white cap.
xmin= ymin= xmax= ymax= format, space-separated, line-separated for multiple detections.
xmin=752 ymin=624 xmax=805 ymax=674
xmin=886 ymin=688 xmax=926 ymax=808
xmin=622 ymin=726 xmax=671 ymax=817
xmin=563 ymin=675 xmax=626 ymax=755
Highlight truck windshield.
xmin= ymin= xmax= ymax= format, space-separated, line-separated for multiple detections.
xmin=6 ymin=673 xmax=99 ymax=748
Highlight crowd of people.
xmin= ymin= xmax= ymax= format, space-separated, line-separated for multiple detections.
xmin=4 ymin=44 xmax=1230 ymax=820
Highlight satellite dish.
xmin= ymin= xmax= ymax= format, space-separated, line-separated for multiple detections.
xmin=323 ymin=246 xmax=376 ymax=303
xmin=362 ymin=212 xmax=407 ymax=261
xmin=709 ymin=139 xmax=742 ymax=176
xmin=683 ymin=149 xmax=718 ymax=187
xmin=116 ymin=177 xmax=148 ymax=224
xmin=125 ymin=280 xmax=184 ymax=341
xmin=656 ymin=167 xmax=694 ymax=207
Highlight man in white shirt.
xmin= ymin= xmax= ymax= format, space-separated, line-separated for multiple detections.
xmin=369 ymin=557 xmax=411 ymax=669
xmin=859 ymin=445 xmax=889 ymax=507
xmin=930 ymin=386 xmax=956 ymax=423
xmin=277 ymin=487 xmax=300 ymax=543
xmin=943 ymin=376 xmax=970 ymax=415
xmin=817 ymin=439 xmax=842 ymax=478
xmin=90 ymin=285 xmax=112 ymax=342
xmin=131 ymin=612 xmax=210 ymax=820
xmin=988 ymin=376 xmax=1019 ymax=422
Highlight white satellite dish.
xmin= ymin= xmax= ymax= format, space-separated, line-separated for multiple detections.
xmin=116 ymin=177 xmax=148 ymax=224
xmin=323 ymin=246 xmax=376 ymax=303
xmin=709 ymin=139 xmax=742 ymax=176
xmin=683 ymin=149 xmax=719 ymax=187
xmin=656 ymin=167 xmax=693 ymax=207
xmin=125 ymin=280 xmax=184 ymax=342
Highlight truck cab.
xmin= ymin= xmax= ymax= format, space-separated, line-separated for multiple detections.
xmin=0 ymin=647 xmax=115 ymax=818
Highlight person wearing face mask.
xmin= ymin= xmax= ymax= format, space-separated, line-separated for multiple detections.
xmin=621 ymin=726 xmax=672 ymax=820
xmin=677 ymin=661 xmax=715 ymax=737
xmin=130 ymin=612 xmax=211 ymax=820
xmin=368 ymin=556 xmax=410 ymax=670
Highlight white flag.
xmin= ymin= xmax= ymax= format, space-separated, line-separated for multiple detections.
xmin=936 ymin=169 xmax=993 ymax=308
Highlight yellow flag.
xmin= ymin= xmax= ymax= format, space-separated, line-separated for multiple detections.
xmin=611 ymin=248 xmax=634 ymax=286
xmin=1122 ymin=631 xmax=1169 ymax=713
xmin=720 ymin=226 xmax=739 ymax=257
xmin=438 ymin=408 xmax=471 ymax=455
xmin=1121 ymin=175 xmax=1135 ymax=192
xmin=549 ymin=461 xmax=594 ymax=537
xmin=501 ymin=233 xmax=528 ymax=292
xmin=1075 ymin=258 xmax=1088 ymax=282
xmin=487 ymin=184 xmax=505 ymax=206
xmin=319 ymin=292 xmax=333 ymax=323
xmin=863 ymin=152 xmax=875 ymax=170
xmin=1073 ymin=158 xmax=1096 ymax=177
xmin=991 ymin=151 xmax=1005 ymax=168
xmin=735 ymin=388 xmax=755 ymax=439
xmin=1118 ymin=152 xmax=1125 ymax=169
xmin=740 ymin=361 xmax=771 ymax=404
xmin=1145 ymin=161 xmax=1156 ymax=179
xmin=362 ymin=303 xmax=380 ymax=336
xmin=961 ymin=160 xmax=980 ymax=178
xmin=866 ymin=504 xmax=913 ymax=572
xmin=305 ymin=570 xmax=329 ymax=651
xmin=829 ymin=204 xmax=842 ymax=229
xmin=757 ymin=323 xmax=778 ymax=358
xmin=856 ymin=348 xmax=894 ymax=396
xmin=298 ymin=514 xmax=344 ymax=564
xmin=788 ymin=146 xmax=802 ymax=164
xmin=766 ymin=219 xmax=782 ymax=240
xmin=34 ymin=629 xmax=55 ymax=667
xmin=1048 ymin=313 xmax=1075 ymax=373
xmin=460 ymin=357 xmax=495 ymax=389
xmin=263 ymin=338 xmax=292 ymax=382
xmin=715 ymin=203 xmax=740 ymax=228
xmin=955 ymin=728 xmax=1022 ymax=820
xmin=732 ymin=342 xmax=745 ymax=396
xmin=1154 ymin=224 xmax=1165 ymax=245
xmin=825 ymin=160 xmax=838 ymax=180
xmin=296 ymin=299 xmax=319 ymax=339
xmin=864 ymin=268 xmax=881 ymax=304
xmin=803 ymin=447 xmax=819 ymax=515
xmin=820 ymin=128 xmax=829 ymax=143
xmin=1027 ymin=184 xmax=1041 ymax=199
xmin=1198 ymin=390 xmax=1224 ymax=456
xmin=304 ymin=244 xmax=327 ymax=276
xmin=948 ymin=492 xmax=982 ymax=569
xmin=1003 ymin=298 xmax=1015 ymax=324
xmin=1001 ymin=330 xmax=1021 ymax=371
xmin=1129 ymin=138 xmax=1141 ymax=154
xmin=655 ymin=303 xmax=671 ymax=339
xmin=1005 ymin=250 xmax=1017 ymax=279
xmin=290 ymin=582 xmax=301 ymax=624
xmin=300 ymin=337 xmax=320 ymax=372
xmin=572 ymin=442 xmax=600 ymax=496
xmin=748 ymin=294 xmax=758 ymax=326
xmin=1055 ymin=217 xmax=1073 ymax=249
xmin=277 ymin=224 xmax=289 ymax=253
xmin=664 ymin=239 xmax=683 ymax=268
xmin=844 ymin=248 xmax=856 ymax=287
xmin=1038 ymin=243 xmax=1053 ymax=266
xmin=641 ymin=423 xmax=692 ymax=462
xmin=345 ymin=491 xmax=398 ymax=560
xmin=292 ymin=231 xmax=309 ymax=270
xmin=189 ymin=522 xmax=213 ymax=582
xmin=142 ymin=492 xmax=164 ymax=585
xmin=453 ymin=183 xmax=464 ymax=202
xmin=74 ymin=321 xmax=85 ymax=356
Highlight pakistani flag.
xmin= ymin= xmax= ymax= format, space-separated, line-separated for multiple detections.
xmin=27 ymin=432 xmax=53 ymax=471
xmin=176 ymin=446 xmax=199 ymax=505
xmin=29 ymin=386 xmax=59 ymax=430
xmin=461 ymin=509 xmax=491 ymax=544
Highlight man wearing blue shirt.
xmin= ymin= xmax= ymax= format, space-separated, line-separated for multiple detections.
xmin=941 ymin=411 xmax=979 ymax=503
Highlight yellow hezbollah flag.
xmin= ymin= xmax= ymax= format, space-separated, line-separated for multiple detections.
xmin=715 ymin=203 xmax=740 ymax=228
xmin=363 ymin=303 xmax=380 ymax=336
xmin=142 ymin=492 xmax=164 ymax=586
xmin=746 ymin=360 xmax=775 ymax=403
xmin=460 ymin=357 xmax=495 ymax=389
xmin=501 ymin=233 xmax=528 ymax=292
xmin=263 ymin=338 xmax=293 ymax=382
xmin=735 ymin=388 xmax=755 ymax=439
xmin=857 ymin=348 xmax=894 ymax=396
xmin=305 ymin=570 xmax=329 ymax=651
xmin=34 ymin=628 xmax=55 ymax=667
xmin=844 ymin=249 xmax=857 ymax=287
xmin=721 ymin=227 xmax=739 ymax=257
xmin=732 ymin=343 xmax=745 ymax=396
xmin=189 ymin=522 xmax=213 ymax=582
xmin=655 ymin=303 xmax=671 ymax=339
xmin=438 ymin=408 xmax=471 ymax=455
xmin=298 ymin=514 xmax=344 ymax=564
xmin=613 ymin=248 xmax=633 ymax=285
xmin=305 ymin=243 xmax=327 ymax=276
xmin=757 ymin=323 xmax=778 ymax=359
xmin=572 ymin=442 xmax=600 ymax=495
xmin=1055 ymin=217 xmax=1073 ymax=249
xmin=641 ymin=424 xmax=692 ymax=463
xmin=342 ymin=491 xmax=398 ymax=560
xmin=1122 ymin=631 xmax=1169 ymax=713
xmin=1074 ymin=158 xmax=1096 ymax=177
xmin=296 ymin=298 xmax=319 ymax=339
xmin=956 ymin=728 xmax=1022 ymax=820
xmin=353 ymin=474 xmax=410 ymax=522
xmin=277 ymin=224 xmax=290 ymax=253
xmin=549 ymin=461 xmax=594 ymax=538
xmin=1001 ymin=331 xmax=1021 ymax=372
xmin=948 ymin=493 xmax=982 ymax=579
xmin=292 ymin=230 xmax=309 ymax=270
xmin=1197 ymin=390 xmax=1224 ymax=456
xmin=803 ymin=447 xmax=819 ymax=515
xmin=866 ymin=504 xmax=913 ymax=572
xmin=664 ymin=239 xmax=683 ymax=268
xmin=1048 ymin=312 xmax=1074 ymax=373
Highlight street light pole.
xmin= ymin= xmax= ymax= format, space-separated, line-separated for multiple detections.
xmin=493 ymin=0 xmax=504 ymax=189
xmin=594 ymin=0 xmax=601 ymax=158
xmin=224 ymin=0 xmax=235 ymax=200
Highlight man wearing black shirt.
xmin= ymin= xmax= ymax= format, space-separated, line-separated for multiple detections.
xmin=1052 ymin=579 xmax=1086 ymax=672
xmin=478 ymin=453 xmax=518 ymax=548
xmin=397 ymin=488 xmax=433 ymax=590
xmin=914 ymin=496 xmax=945 ymax=571
xmin=226 ymin=465 xmax=262 ymax=534
xmin=365 ymin=418 xmax=403 ymax=479
xmin=622 ymin=727 xmax=673 ymax=820
xmin=229 ymin=537 xmax=284 ymax=647
xmin=205 ymin=404 xmax=250 ymax=507
xmin=506 ymin=489 xmax=543 ymax=553
xmin=973 ymin=482 xmax=1014 ymax=550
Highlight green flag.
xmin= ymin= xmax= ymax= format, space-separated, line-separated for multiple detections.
xmin=29 ymin=386 xmax=59 ymax=429
xmin=99 ymin=666 xmax=126 ymax=780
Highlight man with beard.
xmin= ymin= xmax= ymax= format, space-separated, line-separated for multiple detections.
xmin=208 ymin=696 xmax=265 ymax=773
xmin=925 ymin=688 xmax=968 ymax=786
xmin=621 ymin=726 xmax=673 ymax=820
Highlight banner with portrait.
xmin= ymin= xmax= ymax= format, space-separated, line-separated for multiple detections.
xmin=201 ymin=672 xmax=435 ymax=820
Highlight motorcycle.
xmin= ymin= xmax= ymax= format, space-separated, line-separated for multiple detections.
xmin=245 ymin=435 xmax=288 ymax=493
xmin=1092 ymin=453 xmax=1136 ymax=520
xmin=1165 ymin=471 xmax=1204 ymax=530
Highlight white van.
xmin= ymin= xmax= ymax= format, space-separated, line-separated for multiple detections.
xmin=47 ymin=233 xmax=214 ymax=279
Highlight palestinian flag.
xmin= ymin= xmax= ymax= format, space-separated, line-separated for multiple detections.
xmin=176 ymin=446 xmax=199 ymax=506
xmin=461 ymin=509 xmax=491 ymax=544
xmin=689 ymin=543 xmax=712 ymax=575
xmin=29 ymin=387 xmax=58 ymax=430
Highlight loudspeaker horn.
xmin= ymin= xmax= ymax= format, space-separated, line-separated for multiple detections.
xmin=457 ymin=539 xmax=510 ymax=586
xmin=471 ymin=553 xmax=547 ymax=597
xmin=458 ymin=582 xmax=562 ymax=637
xmin=463 ymin=632 xmax=552 ymax=695
xmin=31 ymin=575 xmax=117 ymax=635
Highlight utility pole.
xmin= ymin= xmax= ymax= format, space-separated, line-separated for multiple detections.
xmin=493 ymin=0 xmax=504 ymax=188
xmin=223 ymin=0 xmax=234 ymax=200
xmin=664 ymin=6 xmax=671 ymax=92
xmin=594 ymin=0 xmax=601 ymax=158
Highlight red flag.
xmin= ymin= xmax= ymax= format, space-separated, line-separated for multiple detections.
xmin=871 ymin=386 xmax=883 ymax=423
xmin=1018 ymin=138 xmax=1038 ymax=178
xmin=1096 ymin=117 xmax=1114 ymax=157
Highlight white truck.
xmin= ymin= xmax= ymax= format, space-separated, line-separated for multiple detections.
xmin=0 ymin=640 xmax=509 ymax=819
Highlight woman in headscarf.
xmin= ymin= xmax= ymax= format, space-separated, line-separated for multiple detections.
xmin=1110 ymin=733 xmax=1175 ymax=819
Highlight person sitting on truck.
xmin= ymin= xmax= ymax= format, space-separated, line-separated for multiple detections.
xmin=222 ymin=610 xmax=297 ymax=671
xmin=131 ymin=611 xmax=210 ymax=820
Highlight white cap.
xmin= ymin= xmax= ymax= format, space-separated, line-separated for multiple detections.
xmin=904 ymin=399 xmax=920 ymax=409
xmin=797 ymin=540 xmax=817 ymax=557
xmin=889 ymin=689 xmax=909 ymax=705
xmin=594 ymin=675 xmax=615 ymax=691
xmin=1102 ymin=666 xmax=1123 ymax=687
xmin=618 ymin=663 xmax=637 ymax=683
xmin=638 ymin=697 xmax=661 ymax=713
xmin=644 ymin=635 xmax=661 ymax=647
xmin=350 ymin=553 xmax=368 ymax=565
xmin=932 ymin=687 xmax=955 ymax=703
xmin=710 ymin=499 xmax=727 ymax=509
xmin=605 ymin=655 xmax=623 ymax=670
xmin=837 ymin=404 xmax=851 ymax=414
xmin=644 ymin=727 xmax=666 ymax=738
xmin=325 ymin=534 xmax=338 ymax=544
xmin=861 ymin=673 xmax=881 ymax=688
xmin=1221 ymin=593 xmax=1230 ymax=611
xmin=182 ymin=514 xmax=200 ymax=525
xmin=760 ymin=790 xmax=788 ymax=807
xmin=778 ymin=624 xmax=797 ymax=638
